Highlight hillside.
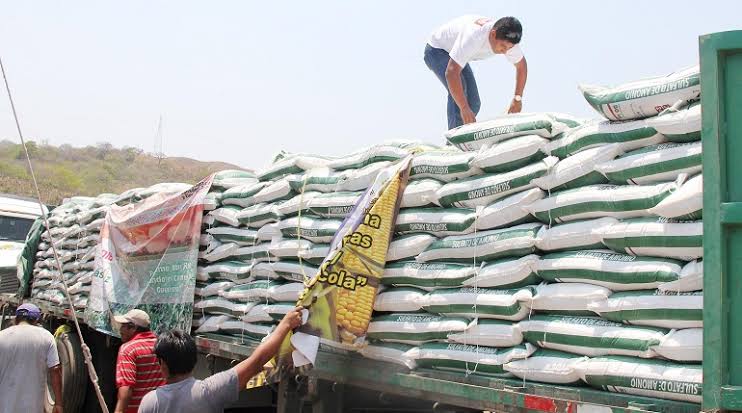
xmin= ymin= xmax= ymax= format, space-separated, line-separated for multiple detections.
xmin=0 ymin=140 xmax=247 ymax=205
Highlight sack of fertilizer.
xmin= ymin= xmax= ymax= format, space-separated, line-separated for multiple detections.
xmin=268 ymin=282 xmax=304 ymax=302
xmin=373 ymin=287 xmax=427 ymax=312
xmin=274 ymin=193 xmax=317 ymax=218
xmin=526 ymin=180 xmax=680 ymax=224
xmin=538 ymin=250 xmax=682 ymax=291
xmin=336 ymin=161 xmax=393 ymax=191
xmin=409 ymin=150 xmax=478 ymax=182
xmin=599 ymin=218 xmax=702 ymax=260
xmin=195 ymin=281 xmax=236 ymax=298
xmin=219 ymin=320 xmax=275 ymax=339
xmin=286 ymin=169 xmax=342 ymax=193
xmin=328 ymin=144 xmax=410 ymax=170
xmin=277 ymin=216 xmax=342 ymax=243
xmin=386 ymin=234 xmax=437 ymax=262
xmin=296 ymin=243 xmax=331 ymax=265
xmin=416 ymin=223 xmax=541 ymax=263
xmin=200 ymin=261 xmax=253 ymax=279
xmin=536 ymin=218 xmax=617 ymax=252
xmin=228 ymin=244 xmax=271 ymax=263
xmin=220 ymin=280 xmax=281 ymax=302
xmin=533 ymin=144 xmax=623 ymax=191
xmin=544 ymin=120 xmax=665 ymax=159
xmin=415 ymin=342 xmax=535 ymax=375
xmin=504 ymin=349 xmax=587 ymax=384
xmin=463 ymin=255 xmax=540 ymax=289
xmin=202 ymin=243 xmax=239 ymax=262
xmin=194 ymin=315 xmax=232 ymax=333
xmin=423 ymin=287 xmax=533 ymax=321
xmin=206 ymin=227 xmax=259 ymax=246
xmin=579 ymin=356 xmax=702 ymax=403
xmin=597 ymin=142 xmax=702 ymax=185
xmin=193 ymin=298 xmax=237 ymax=316
xmin=395 ymin=208 xmax=475 ymax=237
xmin=202 ymin=192 xmax=222 ymax=211
xmin=268 ymin=238 xmax=313 ymax=259
xmin=235 ymin=204 xmax=281 ymax=228
xmin=307 ymin=191 xmax=364 ymax=218
xmin=436 ymin=157 xmax=557 ymax=208
xmin=360 ymin=342 xmax=418 ymax=369
xmin=221 ymin=182 xmax=269 ymax=208
xmin=531 ymin=283 xmax=612 ymax=315
xmin=257 ymin=153 xmax=334 ymax=182
xmin=444 ymin=113 xmax=569 ymax=151
xmin=208 ymin=206 xmax=242 ymax=227
xmin=241 ymin=302 xmax=296 ymax=323
xmin=381 ymin=262 xmax=476 ymax=291
xmin=519 ymin=315 xmax=667 ymax=358
xmin=230 ymin=302 xmax=257 ymax=318
xmin=646 ymin=100 xmax=701 ymax=143
xmin=648 ymin=174 xmax=702 ymax=220
xmin=251 ymin=262 xmax=282 ymax=280
xmin=653 ymin=328 xmax=702 ymax=362
xmin=212 ymin=170 xmax=258 ymax=190
xmin=469 ymin=135 xmax=548 ymax=173
xmin=476 ymin=188 xmax=544 ymax=230
xmin=251 ymin=179 xmax=294 ymax=205
xmin=401 ymin=179 xmax=442 ymax=208
xmin=659 ymin=260 xmax=702 ymax=292
xmin=589 ymin=290 xmax=703 ymax=329
xmin=272 ymin=261 xmax=318 ymax=283
xmin=256 ymin=223 xmax=281 ymax=242
xmin=366 ymin=313 xmax=470 ymax=345
xmin=448 ymin=319 xmax=523 ymax=347
xmin=580 ymin=65 xmax=700 ymax=121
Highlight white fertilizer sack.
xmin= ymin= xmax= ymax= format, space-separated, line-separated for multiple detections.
xmin=409 ymin=150 xmax=478 ymax=182
xmin=448 ymin=319 xmax=523 ymax=347
xmin=416 ymin=223 xmax=541 ymax=263
xmin=658 ymin=260 xmax=703 ymax=293
xmin=401 ymin=179 xmax=442 ymax=208
xmin=652 ymin=328 xmax=702 ymax=362
xmin=366 ymin=313 xmax=470 ymax=345
xmin=386 ymin=234 xmax=437 ymax=262
xmin=647 ymin=174 xmax=702 ymax=220
xmin=599 ymin=218 xmax=702 ymax=260
xmin=423 ymin=287 xmax=533 ymax=321
xmin=535 ymin=218 xmax=618 ymax=252
xmin=544 ymin=119 xmax=665 ymax=159
xmin=531 ymin=283 xmax=612 ymax=314
xmin=504 ymin=350 xmax=587 ymax=384
xmin=588 ymin=290 xmax=703 ymax=329
xmin=532 ymin=144 xmax=623 ymax=191
xmin=445 ymin=113 xmax=568 ymax=151
xmin=645 ymin=101 xmax=701 ymax=143
xmin=476 ymin=188 xmax=545 ymax=230
xmin=469 ymin=135 xmax=548 ymax=174
xmin=373 ymin=287 xmax=428 ymax=312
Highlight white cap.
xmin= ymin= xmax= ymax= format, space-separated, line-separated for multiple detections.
xmin=113 ymin=309 xmax=151 ymax=328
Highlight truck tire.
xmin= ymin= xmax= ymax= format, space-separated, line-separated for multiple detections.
xmin=46 ymin=329 xmax=88 ymax=412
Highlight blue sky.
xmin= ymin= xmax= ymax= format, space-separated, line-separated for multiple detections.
xmin=0 ymin=1 xmax=738 ymax=170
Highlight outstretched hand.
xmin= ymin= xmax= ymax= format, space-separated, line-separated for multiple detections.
xmin=279 ymin=306 xmax=304 ymax=331
xmin=508 ymin=99 xmax=522 ymax=114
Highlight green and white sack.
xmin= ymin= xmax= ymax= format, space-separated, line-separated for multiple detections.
xmin=531 ymin=283 xmax=612 ymax=314
xmin=588 ymin=290 xmax=703 ymax=329
xmin=235 ymin=203 xmax=281 ymax=228
xmin=381 ymin=261 xmax=477 ymax=291
xmin=597 ymin=142 xmax=702 ymax=185
xmin=386 ymin=234 xmax=437 ymax=262
xmin=337 ymin=161 xmax=392 ymax=192
xmin=469 ymin=135 xmax=548 ymax=173
xmin=415 ymin=343 xmax=535 ymax=375
xmin=202 ymin=243 xmax=239 ymax=262
xmin=230 ymin=302 xmax=257 ymax=318
xmin=250 ymin=262 xmax=282 ymax=280
xmin=195 ymin=281 xmax=235 ymax=298
xmin=504 ymin=350 xmax=587 ymax=384
xmin=278 ymin=216 xmax=342 ymax=243
xmin=535 ymin=218 xmax=617 ymax=252
xmin=219 ymin=320 xmax=275 ymax=339
xmin=296 ymin=244 xmax=331 ymax=265
xmin=532 ymin=144 xmax=623 ymax=191
xmin=658 ymin=260 xmax=702 ymax=292
xmin=579 ymin=65 xmax=701 ymax=121
xmin=401 ymin=179 xmax=442 ymax=208
xmin=416 ymin=223 xmax=541 ymax=263
xmin=275 ymin=192 xmax=317 ymax=217
xmin=268 ymin=238 xmax=314 ymax=259
xmin=409 ymin=150 xmax=478 ymax=182
xmin=599 ymin=218 xmax=702 ymax=260
xmin=653 ymin=328 xmax=702 ymax=362
xmin=256 ymin=223 xmax=281 ymax=242
xmin=445 ymin=113 xmax=567 ymax=151
xmin=544 ymin=120 xmax=664 ymax=159
xmin=269 ymin=282 xmax=304 ymax=302
xmin=537 ymin=250 xmax=682 ymax=291
xmin=212 ymin=170 xmax=258 ymax=190
xmin=366 ymin=313 xmax=469 ymax=345
xmin=221 ymin=182 xmax=268 ymax=208
xmin=476 ymin=188 xmax=545 ymax=230
xmin=208 ymin=206 xmax=242 ymax=227
xmin=448 ymin=319 xmax=523 ymax=347
xmin=373 ymin=287 xmax=427 ymax=312
xmin=286 ymin=169 xmax=342 ymax=193
xmin=359 ymin=342 xmax=418 ymax=369
xmin=206 ymin=226 xmax=259 ymax=245
xmin=519 ymin=315 xmax=667 ymax=358
xmin=194 ymin=315 xmax=232 ymax=333
xmin=328 ymin=145 xmax=410 ymax=170
xmin=395 ymin=207 xmax=475 ymax=237
xmin=202 ymin=192 xmax=222 ymax=211
xmin=308 ymin=191 xmax=363 ymax=218
xmin=645 ymin=101 xmax=701 ymax=143
xmin=241 ymin=302 xmax=296 ymax=323
xmin=648 ymin=174 xmax=702 ymax=220
xmin=526 ymin=181 xmax=679 ymax=224
xmin=462 ymin=255 xmax=540 ymax=289
xmin=436 ymin=158 xmax=557 ymax=208
xmin=228 ymin=244 xmax=272 ymax=263
xmin=423 ymin=287 xmax=533 ymax=321
xmin=579 ymin=356 xmax=702 ymax=403
xmin=257 ymin=154 xmax=334 ymax=182
xmin=252 ymin=179 xmax=294 ymax=204
xmin=193 ymin=298 xmax=237 ymax=316
xmin=200 ymin=261 xmax=253 ymax=278
xmin=220 ymin=280 xmax=280 ymax=302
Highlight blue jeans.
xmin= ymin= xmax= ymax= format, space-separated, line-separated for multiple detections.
xmin=424 ymin=44 xmax=481 ymax=130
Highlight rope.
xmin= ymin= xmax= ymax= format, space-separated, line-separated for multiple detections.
xmin=0 ymin=56 xmax=110 ymax=413
xmin=464 ymin=206 xmax=482 ymax=377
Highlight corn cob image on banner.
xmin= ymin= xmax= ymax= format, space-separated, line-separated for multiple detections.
xmin=279 ymin=156 xmax=412 ymax=369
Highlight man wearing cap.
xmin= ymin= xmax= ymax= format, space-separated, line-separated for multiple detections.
xmin=424 ymin=15 xmax=528 ymax=130
xmin=114 ymin=309 xmax=166 ymax=413
xmin=0 ymin=303 xmax=63 ymax=413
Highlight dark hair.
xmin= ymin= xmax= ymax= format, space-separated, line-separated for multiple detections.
xmin=135 ymin=325 xmax=149 ymax=334
xmin=153 ymin=329 xmax=197 ymax=375
xmin=493 ymin=17 xmax=522 ymax=44
xmin=15 ymin=314 xmax=38 ymax=325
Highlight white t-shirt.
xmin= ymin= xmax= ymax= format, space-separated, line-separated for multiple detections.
xmin=0 ymin=323 xmax=60 ymax=413
xmin=428 ymin=15 xmax=523 ymax=67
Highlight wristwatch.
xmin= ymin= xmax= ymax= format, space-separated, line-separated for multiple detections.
xmin=514 ymin=95 xmax=522 ymax=102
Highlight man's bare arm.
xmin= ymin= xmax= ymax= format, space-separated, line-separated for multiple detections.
xmin=445 ymin=59 xmax=476 ymax=124
xmin=49 ymin=365 xmax=63 ymax=413
xmin=509 ymin=57 xmax=528 ymax=114
xmin=114 ymin=386 xmax=134 ymax=413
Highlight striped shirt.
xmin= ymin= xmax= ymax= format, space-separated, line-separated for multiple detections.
xmin=115 ymin=331 xmax=166 ymax=413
